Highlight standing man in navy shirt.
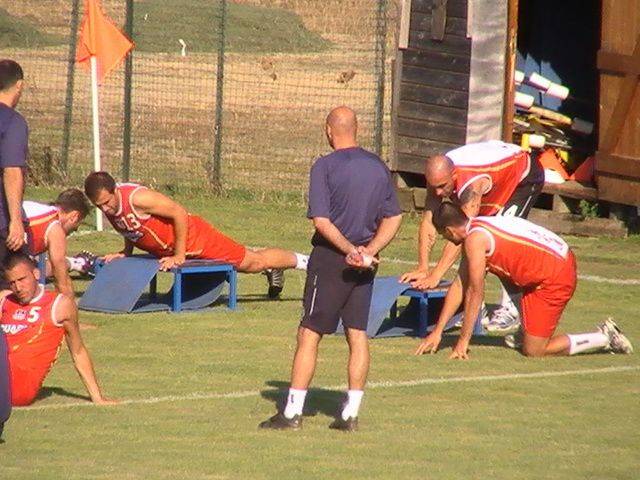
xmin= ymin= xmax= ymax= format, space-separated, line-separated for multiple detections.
xmin=260 ymin=106 xmax=402 ymax=432
xmin=0 ymin=59 xmax=29 ymax=442
xmin=0 ymin=60 xmax=28 ymax=285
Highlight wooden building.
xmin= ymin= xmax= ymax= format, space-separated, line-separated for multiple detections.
xmin=391 ymin=0 xmax=640 ymax=216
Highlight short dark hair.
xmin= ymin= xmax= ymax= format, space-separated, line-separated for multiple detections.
xmin=0 ymin=59 xmax=24 ymax=92
xmin=54 ymin=188 xmax=91 ymax=218
xmin=3 ymin=252 xmax=37 ymax=274
xmin=84 ymin=171 xmax=116 ymax=200
xmin=433 ymin=201 xmax=468 ymax=232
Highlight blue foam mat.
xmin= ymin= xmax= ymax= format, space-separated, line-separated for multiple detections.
xmin=79 ymin=256 xmax=227 ymax=313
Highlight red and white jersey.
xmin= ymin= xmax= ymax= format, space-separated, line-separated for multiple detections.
xmin=448 ymin=141 xmax=531 ymax=216
xmin=107 ymin=183 xmax=216 ymax=258
xmin=0 ymin=287 xmax=65 ymax=374
xmin=24 ymin=201 xmax=59 ymax=255
xmin=467 ymin=216 xmax=571 ymax=288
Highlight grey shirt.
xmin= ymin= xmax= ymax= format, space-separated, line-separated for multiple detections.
xmin=307 ymin=146 xmax=401 ymax=247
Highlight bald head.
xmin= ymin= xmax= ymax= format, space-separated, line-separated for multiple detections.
xmin=325 ymin=106 xmax=358 ymax=149
xmin=425 ymin=155 xmax=454 ymax=177
xmin=425 ymin=154 xmax=456 ymax=197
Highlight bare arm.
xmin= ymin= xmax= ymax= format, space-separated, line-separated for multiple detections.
xmin=59 ymin=296 xmax=117 ymax=404
xmin=46 ymin=224 xmax=74 ymax=297
xmin=3 ymin=167 xmax=25 ymax=251
xmin=366 ymin=214 xmax=403 ymax=255
xmin=132 ymin=188 xmax=189 ymax=270
xmin=450 ymin=233 xmax=487 ymax=359
xmin=414 ymin=273 xmax=464 ymax=355
xmin=458 ymin=177 xmax=489 ymax=218
xmin=400 ymin=191 xmax=441 ymax=283
xmin=103 ymin=238 xmax=135 ymax=263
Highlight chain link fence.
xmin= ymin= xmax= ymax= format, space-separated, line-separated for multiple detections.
xmin=2 ymin=0 xmax=395 ymax=197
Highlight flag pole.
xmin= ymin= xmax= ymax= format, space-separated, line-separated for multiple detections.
xmin=90 ymin=54 xmax=103 ymax=231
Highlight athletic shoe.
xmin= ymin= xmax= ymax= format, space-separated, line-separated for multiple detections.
xmin=329 ymin=416 xmax=358 ymax=432
xmin=264 ymin=268 xmax=285 ymax=298
xmin=504 ymin=328 xmax=523 ymax=350
xmin=486 ymin=306 xmax=520 ymax=333
xmin=258 ymin=412 xmax=302 ymax=431
xmin=453 ymin=304 xmax=489 ymax=329
xmin=75 ymin=250 xmax=98 ymax=277
xmin=0 ymin=422 xmax=4 ymax=443
xmin=599 ymin=318 xmax=634 ymax=354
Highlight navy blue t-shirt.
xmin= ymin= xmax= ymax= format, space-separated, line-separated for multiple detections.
xmin=0 ymin=104 xmax=28 ymax=230
xmin=307 ymin=146 xmax=401 ymax=246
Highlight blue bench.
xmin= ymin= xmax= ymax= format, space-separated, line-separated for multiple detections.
xmin=80 ymin=256 xmax=237 ymax=314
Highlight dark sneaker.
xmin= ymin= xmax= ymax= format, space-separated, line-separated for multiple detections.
xmin=259 ymin=413 xmax=302 ymax=431
xmin=329 ymin=416 xmax=358 ymax=432
xmin=75 ymin=250 xmax=98 ymax=277
xmin=264 ymin=269 xmax=285 ymax=298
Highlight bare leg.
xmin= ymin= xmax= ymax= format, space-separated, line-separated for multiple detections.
xmin=522 ymin=333 xmax=570 ymax=357
xmin=238 ymin=249 xmax=297 ymax=273
xmin=290 ymin=327 xmax=322 ymax=390
xmin=345 ymin=328 xmax=369 ymax=390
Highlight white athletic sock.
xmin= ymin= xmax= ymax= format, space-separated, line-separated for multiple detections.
xmin=499 ymin=286 xmax=518 ymax=314
xmin=294 ymin=253 xmax=309 ymax=270
xmin=283 ymin=388 xmax=307 ymax=419
xmin=568 ymin=332 xmax=609 ymax=355
xmin=341 ymin=390 xmax=364 ymax=420
xmin=66 ymin=256 xmax=86 ymax=272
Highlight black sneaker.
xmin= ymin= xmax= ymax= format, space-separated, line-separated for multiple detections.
xmin=264 ymin=269 xmax=285 ymax=298
xmin=75 ymin=250 xmax=98 ymax=277
xmin=258 ymin=413 xmax=302 ymax=431
xmin=329 ymin=416 xmax=358 ymax=432
xmin=0 ymin=422 xmax=4 ymax=443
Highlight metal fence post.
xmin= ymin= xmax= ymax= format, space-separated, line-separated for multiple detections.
xmin=211 ymin=0 xmax=226 ymax=192
xmin=122 ymin=0 xmax=134 ymax=181
xmin=61 ymin=0 xmax=81 ymax=179
xmin=374 ymin=0 xmax=388 ymax=158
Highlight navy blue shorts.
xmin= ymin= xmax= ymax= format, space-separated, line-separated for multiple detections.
xmin=300 ymin=245 xmax=375 ymax=335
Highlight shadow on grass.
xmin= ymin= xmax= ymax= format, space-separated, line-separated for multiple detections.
xmin=260 ymin=380 xmax=344 ymax=418
xmin=237 ymin=295 xmax=301 ymax=304
xmin=36 ymin=387 xmax=90 ymax=403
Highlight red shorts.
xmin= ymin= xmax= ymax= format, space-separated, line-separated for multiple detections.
xmin=521 ymin=251 xmax=577 ymax=337
xmin=186 ymin=217 xmax=246 ymax=267
xmin=9 ymin=363 xmax=46 ymax=407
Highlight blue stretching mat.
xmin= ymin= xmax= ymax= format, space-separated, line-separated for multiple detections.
xmin=78 ymin=256 xmax=227 ymax=313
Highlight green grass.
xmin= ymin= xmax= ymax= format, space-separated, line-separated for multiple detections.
xmin=133 ymin=0 xmax=330 ymax=54
xmin=3 ymin=188 xmax=640 ymax=479
xmin=0 ymin=6 xmax=63 ymax=48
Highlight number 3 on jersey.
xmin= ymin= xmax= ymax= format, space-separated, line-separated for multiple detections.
xmin=115 ymin=213 xmax=142 ymax=231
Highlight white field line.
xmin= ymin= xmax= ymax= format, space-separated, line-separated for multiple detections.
xmin=18 ymin=365 xmax=639 ymax=412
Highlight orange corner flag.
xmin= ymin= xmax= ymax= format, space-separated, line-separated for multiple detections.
xmin=76 ymin=0 xmax=133 ymax=84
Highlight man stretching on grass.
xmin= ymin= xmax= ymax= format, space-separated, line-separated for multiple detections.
xmin=23 ymin=189 xmax=97 ymax=297
xmin=84 ymin=171 xmax=308 ymax=298
xmin=0 ymin=253 xmax=116 ymax=406
xmin=415 ymin=202 xmax=633 ymax=359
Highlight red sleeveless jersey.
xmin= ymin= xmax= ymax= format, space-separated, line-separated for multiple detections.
xmin=24 ymin=200 xmax=60 ymax=255
xmin=448 ymin=141 xmax=531 ymax=216
xmin=106 ymin=183 xmax=245 ymax=262
xmin=467 ymin=216 xmax=571 ymax=288
xmin=0 ymin=287 xmax=65 ymax=378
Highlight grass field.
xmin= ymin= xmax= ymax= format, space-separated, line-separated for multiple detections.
xmin=1 ymin=188 xmax=639 ymax=479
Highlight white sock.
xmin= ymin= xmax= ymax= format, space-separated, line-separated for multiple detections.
xmin=283 ymin=388 xmax=307 ymax=419
xmin=66 ymin=256 xmax=86 ymax=272
xmin=341 ymin=390 xmax=364 ymax=420
xmin=294 ymin=253 xmax=309 ymax=270
xmin=568 ymin=332 xmax=609 ymax=355
xmin=498 ymin=287 xmax=518 ymax=313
